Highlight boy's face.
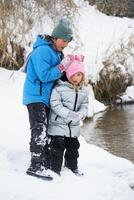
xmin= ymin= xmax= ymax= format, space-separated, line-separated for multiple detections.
xmin=69 ymin=72 xmax=83 ymax=86
xmin=54 ymin=38 xmax=69 ymax=52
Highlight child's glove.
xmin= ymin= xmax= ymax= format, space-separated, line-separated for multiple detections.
xmin=58 ymin=55 xmax=72 ymax=72
xmin=68 ymin=111 xmax=82 ymax=123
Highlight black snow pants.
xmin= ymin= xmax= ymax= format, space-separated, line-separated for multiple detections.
xmin=47 ymin=136 xmax=80 ymax=174
xmin=27 ymin=103 xmax=50 ymax=170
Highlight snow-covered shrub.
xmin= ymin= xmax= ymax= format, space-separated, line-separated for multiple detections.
xmin=86 ymin=0 xmax=134 ymax=18
xmin=0 ymin=39 xmax=25 ymax=70
xmin=0 ymin=1 xmax=26 ymax=69
xmin=93 ymin=34 xmax=134 ymax=104
xmin=0 ymin=0 xmax=77 ymax=70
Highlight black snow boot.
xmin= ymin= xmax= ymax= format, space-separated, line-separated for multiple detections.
xmin=64 ymin=161 xmax=83 ymax=176
xmin=71 ymin=168 xmax=84 ymax=176
xmin=26 ymin=153 xmax=44 ymax=175
xmin=26 ymin=153 xmax=53 ymax=180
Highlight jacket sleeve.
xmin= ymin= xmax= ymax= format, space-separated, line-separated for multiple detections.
xmin=77 ymin=91 xmax=89 ymax=120
xmin=31 ymin=46 xmax=62 ymax=82
xmin=50 ymin=87 xmax=70 ymax=119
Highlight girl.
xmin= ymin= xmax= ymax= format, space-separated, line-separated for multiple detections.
xmin=47 ymin=55 xmax=89 ymax=176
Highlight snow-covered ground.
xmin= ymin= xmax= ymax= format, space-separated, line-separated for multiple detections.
xmin=0 ymin=69 xmax=134 ymax=200
xmin=116 ymin=86 xmax=134 ymax=104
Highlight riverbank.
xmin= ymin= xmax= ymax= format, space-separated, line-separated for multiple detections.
xmin=116 ymin=86 xmax=134 ymax=105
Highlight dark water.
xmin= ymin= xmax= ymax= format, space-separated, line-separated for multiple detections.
xmin=82 ymin=104 xmax=134 ymax=163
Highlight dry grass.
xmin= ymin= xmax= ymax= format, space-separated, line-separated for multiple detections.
xmin=0 ymin=0 xmax=78 ymax=70
xmin=0 ymin=1 xmax=25 ymax=69
xmin=92 ymin=34 xmax=134 ymax=104
xmin=86 ymin=0 xmax=134 ymax=17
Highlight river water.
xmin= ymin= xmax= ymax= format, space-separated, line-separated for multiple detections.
xmin=82 ymin=104 xmax=134 ymax=163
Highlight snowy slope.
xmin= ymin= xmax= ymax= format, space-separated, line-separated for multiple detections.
xmin=73 ymin=3 xmax=134 ymax=81
xmin=20 ymin=2 xmax=134 ymax=82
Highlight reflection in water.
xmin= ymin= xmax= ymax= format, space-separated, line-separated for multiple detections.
xmin=82 ymin=105 xmax=134 ymax=163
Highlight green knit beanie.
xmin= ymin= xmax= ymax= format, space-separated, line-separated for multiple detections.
xmin=51 ymin=18 xmax=73 ymax=42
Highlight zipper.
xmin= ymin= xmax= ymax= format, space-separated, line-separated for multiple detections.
xmin=34 ymin=79 xmax=42 ymax=96
xmin=68 ymin=89 xmax=78 ymax=137
xmin=73 ymin=90 xmax=78 ymax=111
xmin=68 ymin=121 xmax=72 ymax=137
xmin=55 ymin=115 xmax=58 ymax=121
xmin=40 ymin=81 xmax=42 ymax=95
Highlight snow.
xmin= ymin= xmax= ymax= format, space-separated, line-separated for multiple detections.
xmin=0 ymin=69 xmax=134 ymax=200
xmin=72 ymin=4 xmax=134 ymax=81
xmin=87 ymin=84 xmax=106 ymax=118
xmin=116 ymin=86 xmax=134 ymax=104
xmin=1 ymin=2 xmax=134 ymax=199
xmin=19 ymin=2 xmax=134 ymax=83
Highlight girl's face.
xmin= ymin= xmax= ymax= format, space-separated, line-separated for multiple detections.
xmin=53 ymin=38 xmax=69 ymax=52
xmin=69 ymin=72 xmax=83 ymax=86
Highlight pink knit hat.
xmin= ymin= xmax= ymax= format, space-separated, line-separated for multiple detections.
xmin=66 ymin=55 xmax=85 ymax=79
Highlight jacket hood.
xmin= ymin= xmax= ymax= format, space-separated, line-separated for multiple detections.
xmin=56 ymin=79 xmax=83 ymax=90
xmin=57 ymin=79 xmax=72 ymax=88
xmin=33 ymin=35 xmax=53 ymax=49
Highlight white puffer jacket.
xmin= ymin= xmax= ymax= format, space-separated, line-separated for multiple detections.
xmin=47 ymin=80 xmax=89 ymax=138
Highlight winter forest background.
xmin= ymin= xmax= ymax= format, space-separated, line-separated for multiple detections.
xmin=0 ymin=0 xmax=134 ymax=104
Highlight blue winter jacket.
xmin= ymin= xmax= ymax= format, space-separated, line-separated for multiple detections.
xmin=23 ymin=35 xmax=63 ymax=107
